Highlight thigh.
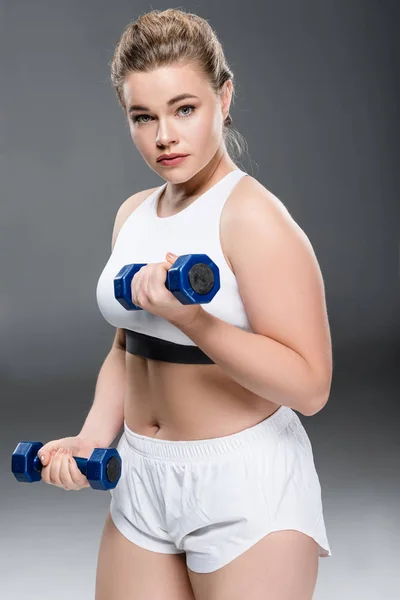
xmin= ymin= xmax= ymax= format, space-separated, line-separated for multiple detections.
xmin=95 ymin=510 xmax=196 ymax=600
xmin=188 ymin=530 xmax=319 ymax=600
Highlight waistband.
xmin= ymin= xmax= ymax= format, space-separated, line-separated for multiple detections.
xmin=122 ymin=405 xmax=295 ymax=461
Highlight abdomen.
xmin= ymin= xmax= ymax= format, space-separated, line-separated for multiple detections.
xmin=124 ymin=353 xmax=281 ymax=440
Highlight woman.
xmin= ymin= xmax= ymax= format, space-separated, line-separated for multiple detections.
xmin=39 ymin=8 xmax=332 ymax=600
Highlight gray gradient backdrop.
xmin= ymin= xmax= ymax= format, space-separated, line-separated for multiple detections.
xmin=2 ymin=1 xmax=399 ymax=598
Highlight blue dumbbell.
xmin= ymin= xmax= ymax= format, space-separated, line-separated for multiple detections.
xmin=114 ymin=253 xmax=220 ymax=310
xmin=11 ymin=441 xmax=122 ymax=491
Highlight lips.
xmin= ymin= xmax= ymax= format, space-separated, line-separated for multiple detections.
xmin=157 ymin=154 xmax=188 ymax=162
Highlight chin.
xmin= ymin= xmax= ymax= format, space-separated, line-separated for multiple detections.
xmin=155 ymin=165 xmax=196 ymax=182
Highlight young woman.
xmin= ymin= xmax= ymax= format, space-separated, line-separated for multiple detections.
xmin=39 ymin=9 xmax=332 ymax=600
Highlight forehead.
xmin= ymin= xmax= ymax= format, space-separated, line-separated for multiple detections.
xmin=123 ymin=64 xmax=210 ymax=105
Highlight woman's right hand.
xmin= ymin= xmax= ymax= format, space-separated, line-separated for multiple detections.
xmin=39 ymin=436 xmax=96 ymax=491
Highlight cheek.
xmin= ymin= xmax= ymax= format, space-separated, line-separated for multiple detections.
xmin=128 ymin=124 xmax=137 ymax=144
xmin=130 ymin=128 xmax=149 ymax=154
xmin=192 ymin=111 xmax=221 ymax=149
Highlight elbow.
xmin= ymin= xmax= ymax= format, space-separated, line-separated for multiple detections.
xmin=300 ymin=380 xmax=331 ymax=417
xmin=301 ymin=397 xmax=328 ymax=417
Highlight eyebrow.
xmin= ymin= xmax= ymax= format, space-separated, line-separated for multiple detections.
xmin=128 ymin=93 xmax=200 ymax=113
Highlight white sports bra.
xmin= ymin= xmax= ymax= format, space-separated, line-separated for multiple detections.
xmin=96 ymin=168 xmax=253 ymax=363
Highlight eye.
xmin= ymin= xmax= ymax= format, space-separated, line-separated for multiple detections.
xmin=178 ymin=105 xmax=195 ymax=117
xmin=132 ymin=114 xmax=151 ymax=124
xmin=131 ymin=104 xmax=196 ymax=124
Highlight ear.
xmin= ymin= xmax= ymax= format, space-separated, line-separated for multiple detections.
xmin=220 ymin=80 xmax=233 ymax=120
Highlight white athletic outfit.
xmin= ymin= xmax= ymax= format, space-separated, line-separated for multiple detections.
xmin=96 ymin=168 xmax=332 ymax=572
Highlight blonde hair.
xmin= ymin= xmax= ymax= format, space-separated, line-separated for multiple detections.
xmin=109 ymin=8 xmax=248 ymax=162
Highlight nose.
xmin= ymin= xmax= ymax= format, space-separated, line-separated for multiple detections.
xmin=155 ymin=119 xmax=178 ymax=148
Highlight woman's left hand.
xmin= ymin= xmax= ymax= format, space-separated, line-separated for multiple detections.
xmin=130 ymin=252 xmax=202 ymax=328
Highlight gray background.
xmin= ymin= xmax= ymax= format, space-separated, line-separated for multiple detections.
xmin=2 ymin=1 xmax=399 ymax=598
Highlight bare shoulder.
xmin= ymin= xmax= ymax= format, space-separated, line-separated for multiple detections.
xmin=226 ymin=174 xmax=293 ymax=223
xmin=221 ymin=174 xmax=297 ymax=272
xmin=111 ymin=186 xmax=160 ymax=250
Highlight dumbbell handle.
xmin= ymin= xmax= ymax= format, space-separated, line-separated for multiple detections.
xmin=114 ymin=253 xmax=220 ymax=311
xmin=12 ymin=441 xmax=121 ymax=490
xmin=32 ymin=454 xmax=89 ymax=476
xmin=115 ymin=262 xmax=176 ymax=298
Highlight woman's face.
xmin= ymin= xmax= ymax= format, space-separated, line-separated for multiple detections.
xmin=122 ymin=63 xmax=232 ymax=181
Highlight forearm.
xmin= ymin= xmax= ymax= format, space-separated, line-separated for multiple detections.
xmin=78 ymin=346 xmax=126 ymax=447
xmin=175 ymin=309 xmax=326 ymax=416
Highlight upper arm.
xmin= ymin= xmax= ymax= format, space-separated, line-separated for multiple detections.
xmin=226 ymin=183 xmax=332 ymax=397
xmin=110 ymin=187 xmax=158 ymax=350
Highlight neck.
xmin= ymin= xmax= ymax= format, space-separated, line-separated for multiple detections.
xmin=160 ymin=149 xmax=237 ymax=208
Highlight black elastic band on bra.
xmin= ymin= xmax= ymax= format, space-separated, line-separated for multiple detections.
xmin=124 ymin=329 xmax=215 ymax=364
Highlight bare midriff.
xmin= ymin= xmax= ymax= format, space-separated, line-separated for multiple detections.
xmin=124 ymin=352 xmax=281 ymax=441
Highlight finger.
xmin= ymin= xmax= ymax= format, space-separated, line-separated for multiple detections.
xmin=131 ymin=274 xmax=140 ymax=307
xmin=39 ymin=444 xmax=57 ymax=466
xmin=138 ymin=270 xmax=148 ymax=304
xmin=67 ymin=450 xmax=90 ymax=488
xmin=132 ymin=290 xmax=140 ymax=308
xmin=49 ymin=447 xmax=64 ymax=485
xmin=41 ymin=450 xmax=57 ymax=484
xmin=146 ymin=265 xmax=164 ymax=302
xmin=166 ymin=252 xmax=177 ymax=264
xmin=144 ymin=270 xmax=153 ymax=302
xmin=59 ymin=449 xmax=74 ymax=490
xmin=136 ymin=268 xmax=149 ymax=303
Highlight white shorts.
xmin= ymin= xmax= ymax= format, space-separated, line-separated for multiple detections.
xmin=109 ymin=405 xmax=332 ymax=573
